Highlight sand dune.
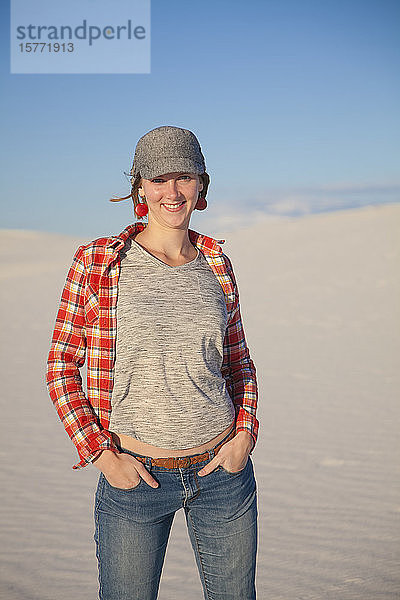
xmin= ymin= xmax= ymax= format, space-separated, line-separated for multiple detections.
xmin=1 ymin=204 xmax=399 ymax=599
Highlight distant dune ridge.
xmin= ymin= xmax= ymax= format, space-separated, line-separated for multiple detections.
xmin=0 ymin=204 xmax=399 ymax=600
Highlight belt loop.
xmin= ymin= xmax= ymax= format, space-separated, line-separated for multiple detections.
xmin=208 ymin=448 xmax=215 ymax=460
xmin=145 ymin=456 xmax=152 ymax=469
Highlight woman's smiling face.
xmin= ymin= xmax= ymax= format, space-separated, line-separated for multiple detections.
xmin=138 ymin=172 xmax=203 ymax=228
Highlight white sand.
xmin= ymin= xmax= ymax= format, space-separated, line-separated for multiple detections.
xmin=0 ymin=204 xmax=399 ymax=599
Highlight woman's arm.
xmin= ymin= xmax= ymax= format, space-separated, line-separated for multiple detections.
xmin=198 ymin=254 xmax=259 ymax=477
xmin=45 ymin=245 xmax=119 ymax=469
xmin=220 ymin=254 xmax=259 ymax=451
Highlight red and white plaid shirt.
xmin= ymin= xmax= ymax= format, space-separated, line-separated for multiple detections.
xmin=46 ymin=223 xmax=259 ymax=469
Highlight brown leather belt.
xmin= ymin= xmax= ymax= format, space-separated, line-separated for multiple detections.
xmin=128 ymin=427 xmax=236 ymax=469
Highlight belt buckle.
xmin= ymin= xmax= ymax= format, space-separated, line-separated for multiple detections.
xmin=178 ymin=456 xmax=192 ymax=468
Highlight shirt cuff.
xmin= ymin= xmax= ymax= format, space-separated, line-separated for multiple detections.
xmin=235 ymin=408 xmax=259 ymax=453
xmin=72 ymin=430 xmax=120 ymax=469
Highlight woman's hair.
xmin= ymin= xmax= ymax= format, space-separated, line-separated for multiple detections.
xmin=110 ymin=166 xmax=210 ymax=220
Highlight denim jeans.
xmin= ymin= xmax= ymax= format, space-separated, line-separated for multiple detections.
xmin=94 ymin=432 xmax=258 ymax=600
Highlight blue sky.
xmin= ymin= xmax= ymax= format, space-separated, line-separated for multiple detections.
xmin=1 ymin=0 xmax=399 ymax=237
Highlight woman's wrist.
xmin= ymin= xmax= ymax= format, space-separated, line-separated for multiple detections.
xmin=234 ymin=431 xmax=255 ymax=452
xmin=92 ymin=449 xmax=119 ymax=470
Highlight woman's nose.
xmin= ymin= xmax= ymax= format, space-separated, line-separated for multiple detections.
xmin=165 ymin=180 xmax=179 ymax=200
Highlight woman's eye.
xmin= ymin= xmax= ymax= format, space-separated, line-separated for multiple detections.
xmin=151 ymin=175 xmax=191 ymax=183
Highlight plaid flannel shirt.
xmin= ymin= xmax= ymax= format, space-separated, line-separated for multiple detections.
xmin=46 ymin=222 xmax=259 ymax=469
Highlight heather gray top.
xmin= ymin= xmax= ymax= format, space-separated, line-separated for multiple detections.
xmin=109 ymin=237 xmax=236 ymax=449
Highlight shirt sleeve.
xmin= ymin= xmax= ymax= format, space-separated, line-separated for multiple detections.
xmin=45 ymin=245 xmax=120 ymax=469
xmin=220 ymin=254 xmax=259 ymax=452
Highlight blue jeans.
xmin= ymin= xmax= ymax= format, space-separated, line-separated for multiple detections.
xmin=94 ymin=433 xmax=258 ymax=599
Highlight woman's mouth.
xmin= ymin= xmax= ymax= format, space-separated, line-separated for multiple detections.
xmin=161 ymin=201 xmax=186 ymax=212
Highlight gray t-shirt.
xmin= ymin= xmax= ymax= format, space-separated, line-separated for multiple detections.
xmin=109 ymin=237 xmax=236 ymax=449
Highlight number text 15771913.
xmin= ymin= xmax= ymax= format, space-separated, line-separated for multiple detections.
xmin=19 ymin=42 xmax=74 ymax=53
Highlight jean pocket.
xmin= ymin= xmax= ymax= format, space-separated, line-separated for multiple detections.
xmin=217 ymin=457 xmax=249 ymax=476
xmin=103 ymin=474 xmax=144 ymax=492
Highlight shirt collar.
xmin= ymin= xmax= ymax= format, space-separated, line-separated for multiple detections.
xmin=107 ymin=222 xmax=225 ymax=256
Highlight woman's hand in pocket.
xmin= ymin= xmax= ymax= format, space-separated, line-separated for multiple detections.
xmin=197 ymin=431 xmax=254 ymax=476
xmin=92 ymin=450 xmax=159 ymax=489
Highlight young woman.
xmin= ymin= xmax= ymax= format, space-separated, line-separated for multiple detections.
xmin=46 ymin=125 xmax=260 ymax=599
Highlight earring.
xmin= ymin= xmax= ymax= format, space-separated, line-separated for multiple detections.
xmin=135 ymin=195 xmax=148 ymax=217
xmin=195 ymin=196 xmax=207 ymax=211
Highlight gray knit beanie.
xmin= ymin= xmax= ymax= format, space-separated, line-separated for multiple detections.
xmin=131 ymin=125 xmax=206 ymax=183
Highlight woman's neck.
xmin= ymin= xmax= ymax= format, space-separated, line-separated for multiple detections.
xmin=134 ymin=223 xmax=196 ymax=263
